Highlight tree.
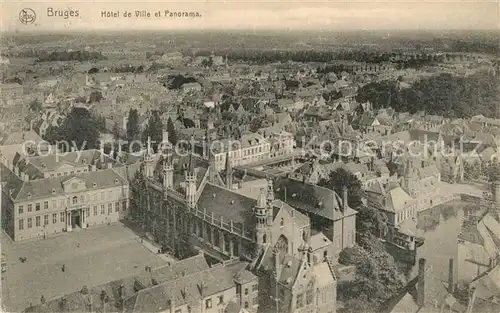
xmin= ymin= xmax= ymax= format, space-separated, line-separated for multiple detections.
xmin=88 ymin=90 xmax=103 ymax=103
xmin=319 ymin=168 xmax=364 ymax=210
xmin=112 ymin=121 xmax=121 ymax=141
xmin=142 ymin=110 xmax=163 ymax=152
xmin=356 ymin=200 xmax=389 ymax=242
xmin=249 ymin=117 xmax=264 ymax=133
xmin=338 ymin=242 xmax=407 ymax=313
xmin=29 ymin=99 xmax=42 ymax=112
xmin=126 ymin=109 xmax=140 ymax=142
xmin=43 ymin=125 xmax=64 ymax=144
xmin=463 ymin=161 xmax=480 ymax=180
xmin=57 ymin=107 xmax=100 ymax=151
xmin=166 ymin=117 xmax=178 ymax=145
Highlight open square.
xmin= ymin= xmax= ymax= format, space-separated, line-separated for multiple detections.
xmin=1 ymin=223 xmax=167 ymax=312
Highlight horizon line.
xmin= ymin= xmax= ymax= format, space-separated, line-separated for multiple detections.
xmin=3 ymin=28 xmax=500 ymax=35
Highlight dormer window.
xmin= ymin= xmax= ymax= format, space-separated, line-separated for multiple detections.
xmin=114 ymin=179 xmax=119 ymax=184
xmin=27 ymin=193 xmax=31 ymax=199
xmin=93 ymin=183 xmax=97 ymax=188
xmin=52 ymin=189 xmax=56 ymax=195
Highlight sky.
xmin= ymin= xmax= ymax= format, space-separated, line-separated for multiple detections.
xmin=1 ymin=0 xmax=499 ymax=33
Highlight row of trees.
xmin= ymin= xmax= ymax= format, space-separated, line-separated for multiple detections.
xmin=43 ymin=107 xmax=179 ymax=155
xmin=356 ymin=70 xmax=500 ymax=118
xmin=35 ymin=50 xmax=107 ymax=62
xmin=125 ymin=109 xmax=178 ymax=152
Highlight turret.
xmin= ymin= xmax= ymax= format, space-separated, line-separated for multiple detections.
xmin=225 ymin=151 xmax=233 ymax=190
xmin=204 ymin=128 xmax=211 ymax=160
xmin=185 ymin=153 xmax=197 ymax=209
xmin=144 ymin=136 xmax=154 ymax=179
xmin=255 ymin=188 xmax=271 ymax=252
xmin=266 ymin=177 xmax=274 ymax=203
xmin=163 ymin=154 xmax=174 ymax=198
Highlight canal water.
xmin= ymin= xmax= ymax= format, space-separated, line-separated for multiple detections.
xmin=404 ymin=200 xmax=482 ymax=305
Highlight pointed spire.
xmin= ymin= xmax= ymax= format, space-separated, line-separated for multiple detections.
xmin=225 ymin=151 xmax=232 ymax=172
xmin=267 ymin=177 xmax=274 ymax=202
xmin=188 ymin=152 xmax=195 ymax=175
xmin=146 ymin=136 xmax=152 ymax=156
xmin=257 ymin=188 xmax=267 ymax=209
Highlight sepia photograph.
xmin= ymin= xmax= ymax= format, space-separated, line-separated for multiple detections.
xmin=0 ymin=1 xmax=499 ymax=312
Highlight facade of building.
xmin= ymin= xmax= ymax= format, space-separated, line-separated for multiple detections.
xmin=210 ymin=132 xmax=271 ymax=171
xmin=1 ymin=150 xmax=130 ymax=241
xmin=130 ymin=149 xmax=339 ymax=313
xmin=273 ymin=177 xmax=357 ymax=261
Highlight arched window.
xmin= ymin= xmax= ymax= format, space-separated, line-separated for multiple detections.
xmin=275 ymin=235 xmax=289 ymax=255
xmin=280 ymin=218 xmax=284 ymax=227
xmin=72 ymin=196 xmax=78 ymax=204
xmin=323 ymin=250 xmax=328 ymax=259
xmin=263 ymin=234 xmax=267 ymax=244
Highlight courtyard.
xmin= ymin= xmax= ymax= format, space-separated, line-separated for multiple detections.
xmin=1 ymin=222 xmax=168 ymax=312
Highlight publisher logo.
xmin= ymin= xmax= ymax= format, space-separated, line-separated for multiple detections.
xmin=19 ymin=8 xmax=36 ymax=25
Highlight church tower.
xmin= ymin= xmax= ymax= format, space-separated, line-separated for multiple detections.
xmin=225 ymin=151 xmax=233 ymax=190
xmin=185 ymin=153 xmax=197 ymax=209
xmin=144 ymin=136 xmax=155 ymax=179
xmin=255 ymin=187 xmax=272 ymax=253
xmin=163 ymin=153 xmax=174 ymax=199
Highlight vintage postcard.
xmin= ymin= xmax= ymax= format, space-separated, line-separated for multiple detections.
xmin=0 ymin=1 xmax=499 ymax=313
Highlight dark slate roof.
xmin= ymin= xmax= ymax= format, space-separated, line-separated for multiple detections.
xmin=458 ymin=215 xmax=484 ymax=245
xmin=125 ymin=262 xmax=256 ymax=313
xmin=274 ymin=178 xmax=357 ymax=221
xmin=259 ymin=246 xmax=304 ymax=287
xmin=12 ymin=168 xmax=129 ymax=202
xmin=25 ymin=274 xmax=140 ymax=313
xmin=17 ymin=149 xmax=118 ymax=173
xmin=1 ymin=163 xmax=24 ymax=201
xmin=197 ymin=183 xmax=257 ymax=229
xmin=135 ymin=254 xmax=210 ymax=288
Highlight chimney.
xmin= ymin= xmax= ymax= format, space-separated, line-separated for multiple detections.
xmin=23 ymin=173 xmax=29 ymax=181
xmin=417 ymin=258 xmax=426 ymax=307
xmin=448 ymin=258 xmax=456 ymax=294
xmin=342 ymin=187 xmax=348 ymax=211
xmin=107 ymin=162 xmax=112 ymax=169
xmin=91 ymin=164 xmax=97 ymax=171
